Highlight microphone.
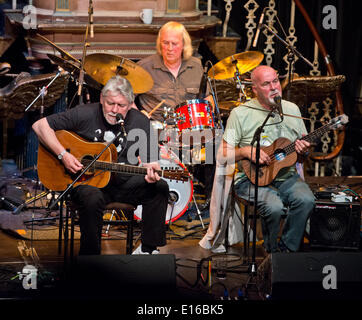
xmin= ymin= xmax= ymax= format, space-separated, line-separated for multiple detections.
xmin=12 ymin=203 xmax=25 ymax=215
xmin=252 ymin=8 xmax=266 ymax=48
xmin=197 ymin=66 xmax=208 ymax=99
xmin=273 ymin=95 xmax=283 ymax=121
xmin=116 ymin=113 xmax=127 ymax=136
xmin=116 ymin=113 xmax=124 ymax=124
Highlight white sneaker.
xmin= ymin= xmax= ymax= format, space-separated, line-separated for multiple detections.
xmin=132 ymin=245 xmax=160 ymax=255
xmin=211 ymin=244 xmax=226 ymax=253
xmin=132 ymin=244 xmax=149 ymax=255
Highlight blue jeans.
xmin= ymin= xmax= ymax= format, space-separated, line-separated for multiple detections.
xmin=235 ymin=173 xmax=315 ymax=252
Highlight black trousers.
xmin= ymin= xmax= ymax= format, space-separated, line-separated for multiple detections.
xmin=70 ymin=175 xmax=169 ymax=255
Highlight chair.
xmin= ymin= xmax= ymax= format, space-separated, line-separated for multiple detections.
xmin=231 ymin=193 xmax=261 ymax=261
xmin=231 ymin=187 xmax=288 ymax=260
xmin=103 ymin=202 xmax=137 ymax=255
xmin=58 ymin=200 xmax=137 ymax=264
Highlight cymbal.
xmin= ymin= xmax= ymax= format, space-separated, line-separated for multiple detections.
xmin=37 ymin=33 xmax=79 ymax=64
xmin=208 ymin=51 xmax=264 ymax=80
xmin=84 ymin=53 xmax=154 ymax=94
xmin=47 ymin=54 xmax=102 ymax=90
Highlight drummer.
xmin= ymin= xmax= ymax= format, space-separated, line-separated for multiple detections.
xmin=137 ymin=21 xmax=215 ymax=210
xmin=137 ymin=21 xmax=213 ymax=121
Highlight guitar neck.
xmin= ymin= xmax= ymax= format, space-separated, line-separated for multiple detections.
xmin=283 ymin=122 xmax=333 ymax=156
xmin=83 ymin=159 xmax=159 ymax=176
xmin=81 ymin=159 xmax=189 ymax=182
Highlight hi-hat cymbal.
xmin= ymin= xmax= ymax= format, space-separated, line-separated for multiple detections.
xmin=47 ymin=54 xmax=102 ymax=90
xmin=84 ymin=53 xmax=154 ymax=94
xmin=208 ymin=51 xmax=264 ymax=80
xmin=37 ymin=33 xmax=79 ymax=64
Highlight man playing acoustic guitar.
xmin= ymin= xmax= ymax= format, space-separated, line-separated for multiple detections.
xmin=222 ymin=65 xmax=315 ymax=253
xmin=32 ymin=76 xmax=169 ymax=255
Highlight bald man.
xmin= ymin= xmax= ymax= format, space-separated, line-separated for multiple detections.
xmin=221 ymin=65 xmax=315 ymax=253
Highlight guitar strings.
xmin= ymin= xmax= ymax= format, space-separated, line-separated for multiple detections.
xmin=263 ymin=122 xmax=332 ymax=165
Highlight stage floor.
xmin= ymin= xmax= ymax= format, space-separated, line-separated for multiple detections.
xmin=0 ymin=213 xmax=268 ymax=302
xmin=0 ymin=175 xmax=361 ymax=311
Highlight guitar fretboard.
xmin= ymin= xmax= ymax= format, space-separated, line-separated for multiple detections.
xmin=83 ymin=159 xmax=150 ymax=175
xmin=279 ymin=122 xmax=334 ymax=157
xmin=81 ymin=159 xmax=188 ymax=181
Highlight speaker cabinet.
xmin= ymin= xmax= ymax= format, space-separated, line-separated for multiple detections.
xmin=257 ymin=252 xmax=362 ymax=300
xmin=310 ymin=200 xmax=361 ymax=250
xmin=67 ymin=254 xmax=177 ymax=300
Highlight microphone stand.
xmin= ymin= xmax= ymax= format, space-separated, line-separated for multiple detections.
xmin=232 ymin=59 xmax=251 ymax=102
xmin=77 ymin=0 xmax=93 ymax=104
xmin=17 ymin=69 xmax=64 ymax=262
xmin=261 ymin=23 xmax=314 ymax=83
xmin=16 ymin=69 xmax=63 ymax=215
xmin=207 ymin=76 xmax=223 ymax=131
xmin=248 ymin=107 xmax=276 ymax=275
xmin=25 ymin=69 xmax=63 ymax=113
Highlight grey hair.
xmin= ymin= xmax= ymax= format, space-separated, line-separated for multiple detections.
xmin=101 ymin=75 xmax=134 ymax=103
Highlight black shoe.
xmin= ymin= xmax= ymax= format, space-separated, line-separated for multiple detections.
xmin=278 ymin=241 xmax=291 ymax=253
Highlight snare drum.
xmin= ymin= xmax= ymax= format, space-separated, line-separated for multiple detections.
xmin=175 ymin=99 xmax=215 ymax=132
xmin=134 ymin=145 xmax=193 ymax=224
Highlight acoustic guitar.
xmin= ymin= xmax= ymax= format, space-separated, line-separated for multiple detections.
xmin=37 ymin=130 xmax=190 ymax=191
xmin=240 ymin=114 xmax=349 ymax=186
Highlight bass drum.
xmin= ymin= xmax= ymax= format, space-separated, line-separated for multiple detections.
xmin=134 ymin=146 xmax=193 ymax=224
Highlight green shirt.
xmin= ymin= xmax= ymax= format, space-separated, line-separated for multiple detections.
xmin=223 ymin=98 xmax=307 ymax=183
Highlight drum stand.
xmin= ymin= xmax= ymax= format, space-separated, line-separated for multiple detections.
xmin=166 ymin=194 xmax=176 ymax=230
xmin=192 ymin=193 xmax=205 ymax=228
xmin=187 ymin=170 xmax=205 ymax=229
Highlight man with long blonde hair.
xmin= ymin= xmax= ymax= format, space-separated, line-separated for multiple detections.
xmin=137 ymin=21 xmax=215 ymax=211
xmin=137 ymin=21 xmax=205 ymax=121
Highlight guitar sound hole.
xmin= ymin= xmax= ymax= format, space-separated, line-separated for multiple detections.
xmin=81 ymin=155 xmax=95 ymax=174
xmin=274 ymin=149 xmax=286 ymax=161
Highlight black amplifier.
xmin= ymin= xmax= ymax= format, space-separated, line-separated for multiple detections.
xmin=309 ymin=200 xmax=361 ymax=250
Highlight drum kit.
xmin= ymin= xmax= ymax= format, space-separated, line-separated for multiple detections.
xmin=37 ymin=34 xmax=265 ymax=224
